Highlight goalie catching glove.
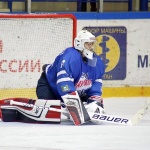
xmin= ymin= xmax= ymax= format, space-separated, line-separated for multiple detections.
xmin=85 ymin=96 xmax=105 ymax=114
xmin=84 ymin=96 xmax=106 ymax=124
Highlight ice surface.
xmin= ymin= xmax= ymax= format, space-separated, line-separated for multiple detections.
xmin=0 ymin=97 xmax=150 ymax=150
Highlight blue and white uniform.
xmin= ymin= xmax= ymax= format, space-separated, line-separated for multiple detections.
xmin=45 ymin=47 xmax=105 ymax=101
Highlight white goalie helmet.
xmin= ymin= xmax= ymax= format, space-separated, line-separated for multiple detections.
xmin=74 ymin=30 xmax=96 ymax=60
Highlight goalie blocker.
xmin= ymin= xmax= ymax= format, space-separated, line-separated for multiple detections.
xmin=0 ymin=98 xmax=61 ymax=123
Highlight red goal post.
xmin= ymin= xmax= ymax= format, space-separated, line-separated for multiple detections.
xmin=0 ymin=14 xmax=77 ymax=99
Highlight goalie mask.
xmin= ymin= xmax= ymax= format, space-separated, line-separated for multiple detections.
xmin=74 ymin=30 xmax=96 ymax=60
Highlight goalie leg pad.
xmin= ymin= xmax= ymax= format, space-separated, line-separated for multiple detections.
xmin=1 ymin=109 xmax=18 ymax=122
xmin=0 ymin=98 xmax=61 ymax=124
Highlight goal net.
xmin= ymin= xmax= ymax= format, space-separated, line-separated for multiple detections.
xmin=0 ymin=14 xmax=77 ymax=99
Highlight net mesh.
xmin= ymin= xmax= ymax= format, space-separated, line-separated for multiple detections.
xmin=0 ymin=14 xmax=76 ymax=99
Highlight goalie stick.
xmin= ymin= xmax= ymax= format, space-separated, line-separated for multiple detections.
xmin=130 ymin=99 xmax=150 ymax=126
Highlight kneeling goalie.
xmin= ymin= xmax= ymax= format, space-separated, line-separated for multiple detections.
xmin=0 ymin=30 xmax=105 ymax=125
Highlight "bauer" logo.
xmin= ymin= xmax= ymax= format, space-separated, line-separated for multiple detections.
xmin=92 ymin=113 xmax=129 ymax=124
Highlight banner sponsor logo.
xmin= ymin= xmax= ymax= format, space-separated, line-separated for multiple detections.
xmin=138 ymin=55 xmax=149 ymax=68
xmin=0 ymin=40 xmax=3 ymax=53
xmin=83 ymin=27 xmax=127 ymax=80
xmin=0 ymin=59 xmax=40 ymax=73
xmin=0 ymin=40 xmax=41 ymax=73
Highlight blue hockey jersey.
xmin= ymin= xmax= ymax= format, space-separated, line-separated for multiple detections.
xmin=45 ymin=47 xmax=105 ymax=100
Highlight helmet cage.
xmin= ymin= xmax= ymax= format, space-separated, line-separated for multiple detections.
xmin=74 ymin=31 xmax=96 ymax=59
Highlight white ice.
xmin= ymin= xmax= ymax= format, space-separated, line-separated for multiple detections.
xmin=0 ymin=97 xmax=150 ymax=150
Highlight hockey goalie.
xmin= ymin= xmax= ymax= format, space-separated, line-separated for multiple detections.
xmin=0 ymin=92 xmax=105 ymax=125
xmin=0 ymin=30 xmax=106 ymax=125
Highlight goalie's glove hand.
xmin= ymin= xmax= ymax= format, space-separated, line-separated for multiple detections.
xmin=86 ymin=96 xmax=105 ymax=114
xmin=85 ymin=96 xmax=106 ymax=125
xmin=87 ymin=96 xmax=104 ymax=108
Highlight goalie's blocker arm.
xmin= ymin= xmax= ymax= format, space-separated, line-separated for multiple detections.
xmin=62 ymin=91 xmax=91 ymax=125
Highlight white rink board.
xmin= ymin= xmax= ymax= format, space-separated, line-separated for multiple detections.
xmin=0 ymin=18 xmax=150 ymax=90
xmin=77 ymin=19 xmax=150 ymax=87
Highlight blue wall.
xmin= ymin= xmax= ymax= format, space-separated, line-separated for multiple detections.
xmin=58 ymin=12 xmax=150 ymax=20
